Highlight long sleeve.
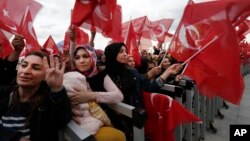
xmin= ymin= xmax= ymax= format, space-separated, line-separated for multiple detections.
xmin=0 ymin=59 xmax=18 ymax=86
xmin=95 ymin=75 xmax=124 ymax=103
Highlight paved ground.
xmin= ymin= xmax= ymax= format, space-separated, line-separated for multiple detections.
xmin=204 ymin=74 xmax=250 ymax=141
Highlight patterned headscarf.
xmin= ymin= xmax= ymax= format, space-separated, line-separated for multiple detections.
xmin=74 ymin=45 xmax=98 ymax=78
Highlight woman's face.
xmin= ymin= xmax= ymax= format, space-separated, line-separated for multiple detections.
xmin=100 ymin=54 xmax=106 ymax=62
xmin=17 ymin=55 xmax=45 ymax=87
xmin=127 ymin=56 xmax=135 ymax=68
xmin=116 ymin=46 xmax=128 ymax=64
xmin=161 ymin=58 xmax=171 ymax=69
xmin=74 ymin=48 xmax=92 ymax=73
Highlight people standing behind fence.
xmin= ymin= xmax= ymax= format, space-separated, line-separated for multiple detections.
xmin=126 ymin=55 xmax=135 ymax=68
xmin=137 ymin=57 xmax=157 ymax=80
xmin=63 ymin=45 xmax=126 ymax=141
xmin=104 ymin=42 xmax=182 ymax=107
xmin=0 ymin=51 xmax=72 ymax=141
xmin=104 ymin=42 xmax=182 ymax=140
xmin=0 ymin=35 xmax=25 ymax=86
xmin=96 ymin=51 xmax=106 ymax=72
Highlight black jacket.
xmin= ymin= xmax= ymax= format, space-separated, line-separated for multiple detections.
xmin=0 ymin=58 xmax=18 ymax=86
xmin=0 ymin=86 xmax=72 ymax=141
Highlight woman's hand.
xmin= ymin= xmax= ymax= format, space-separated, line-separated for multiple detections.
xmin=167 ymin=63 xmax=182 ymax=74
xmin=160 ymin=63 xmax=182 ymax=81
xmin=68 ymin=90 xmax=96 ymax=105
xmin=147 ymin=66 xmax=161 ymax=79
xmin=175 ymin=74 xmax=183 ymax=82
xmin=43 ymin=55 xmax=65 ymax=92
xmin=68 ymin=25 xmax=76 ymax=42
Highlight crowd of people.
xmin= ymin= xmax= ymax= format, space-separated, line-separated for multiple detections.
xmin=0 ymin=29 xmax=183 ymax=141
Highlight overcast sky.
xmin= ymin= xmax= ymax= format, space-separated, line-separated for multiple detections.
xmin=33 ymin=0 xmax=194 ymax=49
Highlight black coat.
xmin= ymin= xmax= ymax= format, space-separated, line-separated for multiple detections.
xmin=0 ymin=86 xmax=72 ymax=141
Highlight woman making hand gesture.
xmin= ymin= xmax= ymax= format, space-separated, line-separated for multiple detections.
xmin=0 ymin=51 xmax=72 ymax=141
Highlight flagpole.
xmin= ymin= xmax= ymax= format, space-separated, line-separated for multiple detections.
xmin=124 ymin=16 xmax=132 ymax=52
xmin=181 ymin=34 xmax=221 ymax=67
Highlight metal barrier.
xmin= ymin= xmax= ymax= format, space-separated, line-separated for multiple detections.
xmin=60 ymin=102 xmax=146 ymax=141
xmin=177 ymin=79 xmax=198 ymax=141
xmin=60 ymin=78 xmax=229 ymax=141
xmin=161 ymin=83 xmax=187 ymax=141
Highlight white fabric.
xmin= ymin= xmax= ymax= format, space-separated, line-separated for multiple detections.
xmin=63 ymin=71 xmax=123 ymax=134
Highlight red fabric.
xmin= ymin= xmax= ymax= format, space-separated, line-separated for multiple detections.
xmin=18 ymin=9 xmax=41 ymax=56
xmin=90 ymin=3 xmax=122 ymax=41
xmin=169 ymin=0 xmax=250 ymax=62
xmin=122 ymin=17 xmax=173 ymax=48
xmin=122 ymin=16 xmax=148 ymax=40
xmin=143 ymin=92 xmax=201 ymax=141
xmin=242 ymin=20 xmax=250 ymax=36
xmin=124 ymin=22 xmax=140 ymax=67
xmin=236 ymin=21 xmax=249 ymax=37
xmin=168 ymin=0 xmax=245 ymax=105
xmin=180 ymin=0 xmax=250 ymax=26
xmin=72 ymin=0 xmax=122 ymax=41
xmin=0 ymin=0 xmax=42 ymax=34
xmin=182 ymin=21 xmax=244 ymax=104
xmin=143 ymin=19 xmax=174 ymax=43
xmin=43 ymin=35 xmax=60 ymax=55
xmin=63 ymin=26 xmax=89 ymax=50
xmin=0 ymin=30 xmax=13 ymax=59
xmin=71 ymin=0 xmax=94 ymax=26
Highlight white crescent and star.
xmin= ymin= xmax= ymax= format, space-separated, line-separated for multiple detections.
xmin=94 ymin=5 xmax=112 ymax=21
xmin=153 ymin=24 xmax=166 ymax=38
xmin=2 ymin=9 xmax=9 ymax=17
xmin=46 ymin=48 xmax=54 ymax=54
xmin=2 ymin=9 xmax=17 ymax=31
xmin=179 ymin=25 xmax=201 ymax=50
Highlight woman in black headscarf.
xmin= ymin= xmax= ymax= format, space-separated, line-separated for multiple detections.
xmin=104 ymin=42 xmax=182 ymax=140
xmin=104 ymin=42 xmax=182 ymax=107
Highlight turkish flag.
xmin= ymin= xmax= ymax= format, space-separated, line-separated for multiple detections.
xmin=179 ymin=0 xmax=250 ymax=26
xmin=18 ymin=9 xmax=41 ymax=54
xmin=72 ymin=0 xmax=122 ymax=41
xmin=182 ymin=20 xmax=244 ymax=104
xmin=125 ymin=22 xmax=141 ymax=67
xmin=143 ymin=92 xmax=201 ymax=141
xmin=168 ymin=1 xmax=245 ymax=105
xmin=143 ymin=19 xmax=174 ymax=43
xmin=71 ymin=0 xmax=94 ymax=26
xmin=0 ymin=0 xmax=42 ymax=34
xmin=63 ymin=26 xmax=89 ymax=50
xmin=43 ymin=35 xmax=60 ymax=55
xmin=85 ymin=3 xmax=122 ymax=41
xmin=122 ymin=16 xmax=148 ymax=40
xmin=0 ymin=30 xmax=13 ymax=59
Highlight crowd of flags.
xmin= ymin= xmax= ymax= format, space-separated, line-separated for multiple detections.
xmin=1 ymin=0 xmax=250 ymax=105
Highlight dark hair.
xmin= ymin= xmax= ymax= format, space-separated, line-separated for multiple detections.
xmin=104 ymin=42 xmax=127 ymax=75
xmin=25 ymin=51 xmax=49 ymax=58
xmin=24 ymin=51 xmax=50 ymax=65
xmin=104 ymin=42 xmax=126 ymax=63
xmin=11 ymin=51 xmax=50 ymax=126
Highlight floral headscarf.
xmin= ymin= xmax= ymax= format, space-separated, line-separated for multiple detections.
xmin=74 ymin=44 xmax=98 ymax=78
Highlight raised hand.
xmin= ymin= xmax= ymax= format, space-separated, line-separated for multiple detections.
xmin=43 ymin=55 xmax=65 ymax=92
xmin=11 ymin=35 xmax=25 ymax=52
xmin=68 ymin=25 xmax=76 ymax=42
xmin=160 ymin=63 xmax=182 ymax=81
